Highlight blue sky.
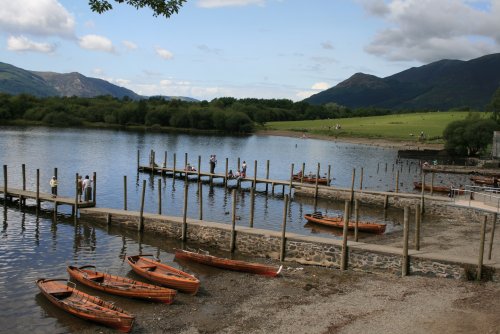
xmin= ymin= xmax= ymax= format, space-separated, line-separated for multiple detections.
xmin=1 ymin=0 xmax=499 ymax=101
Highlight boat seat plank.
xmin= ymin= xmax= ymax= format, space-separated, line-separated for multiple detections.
xmin=140 ymin=265 xmax=157 ymax=271
xmin=87 ymin=274 xmax=105 ymax=282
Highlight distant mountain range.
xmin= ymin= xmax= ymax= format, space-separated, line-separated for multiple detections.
xmin=304 ymin=53 xmax=500 ymax=110
xmin=0 ymin=62 xmax=196 ymax=102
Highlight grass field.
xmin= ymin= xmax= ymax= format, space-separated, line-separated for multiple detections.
xmin=264 ymin=111 xmax=486 ymax=142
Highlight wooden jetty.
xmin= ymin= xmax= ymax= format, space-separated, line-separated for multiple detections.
xmin=0 ymin=187 xmax=95 ymax=210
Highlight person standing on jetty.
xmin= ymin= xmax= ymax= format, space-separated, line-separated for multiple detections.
xmin=209 ymin=155 xmax=217 ymax=173
xmin=77 ymin=175 xmax=83 ymax=202
xmin=49 ymin=176 xmax=58 ymax=198
xmin=241 ymin=161 xmax=247 ymax=178
xmin=82 ymin=175 xmax=92 ymax=202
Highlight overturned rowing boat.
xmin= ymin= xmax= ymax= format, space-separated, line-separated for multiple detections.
xmin=304 ymin=213 xmax=386 ymax=234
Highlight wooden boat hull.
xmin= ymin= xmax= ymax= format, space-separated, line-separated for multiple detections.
xmin=413 ymin=182 xmax=452 ymax=193
xmin=67 ymin=266 xmax=176 ymax=304
xmin=292 ymin=174 xmax=329 ymax=185
xmin=470 ymin=176 xmax=495 ymax=185
xmin=36 ymin=278 xmax=135 ymax=333
xmin=304 ymin=214 xmax=386 ymax=234
xmin=174 ymin=249 xmax=282 ymax=277
xmin=126 ymin=255 xmax=200 ymax=295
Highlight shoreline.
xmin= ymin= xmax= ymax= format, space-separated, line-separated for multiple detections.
xmin=256 ymin=129 xmax=445 ymax=150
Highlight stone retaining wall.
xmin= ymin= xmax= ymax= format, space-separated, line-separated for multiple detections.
xmin=79 ymin=208 xmax=498 ymax=282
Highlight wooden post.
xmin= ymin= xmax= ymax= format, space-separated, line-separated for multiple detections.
xmin=74 ymin=173 xmax=78 ymax=223
xmin=289 ymin=163 xmax=294 ymax=198
xmin=36 ymin=169 xmax=40 ymax=211
xmin=420 ymin=173 xmax=425 ymax=213
xmin=198 ymin=182 xmax=203 ymax=220
xmin=182 ymin=183 xmax=188 ymax=242
xmin=230 ymin=189 xmax=237 ymax=253
xmin=477 ymin=216 xmax=487 ymax=281
xmin=350 ymin=168 xmax=356 ymax=203
xmin=385 ymin=162 xmax=387 ymax=172
xmin=265 ymin=160 xmax=270 ymax=193
xmin=237 ymin=157 xmax=241 ymax=171
xmin=107 ymin=213 xmax=111 ymax=226
xmin=249 ymin=187 xmax=255 ymax=228
xmin=341 ymin=200 xmax=350 ymax=271
xmin=396 ymin=170 xmax=400 ymax=193
xmin=354 ymin=199 xmax=359 ymax=242
xmin=301 ymin=162 xmax=305 ymax=183
xmin=184 ymin=152 xmax=188 ymax=182
xmin=197 ymin=155 xmax=201 ymax=182
xmin=314 ymin=163 xmax=320 ymax=199
xmin=383 ymin=194 xmax=388 ymax=209
xmin=21 ymin=163 xmax=26 ymax=205
xmin=359 ymin=167 xmax=363 ymax=190
xmin=54 ymin=167 xmax=58 ymax=196
xmin=3 ymin=165 xmax=7 ymax=202
xmin=137 ymin=149 xmax=140 ymax=170
xmin=139 ymin=179 xmax=146 ymax=231
xmin=327 ymin=164 xmax=331 ymax=186
xmin=280 ymin=194 xmax=289 ymax=262
xmin=158 ymin=178 xmax=162 ymax=215
xmin=225 ymin=158 xmax=229 ymax=188
xmin=488 ymin=213 xmax=497 ymax=260
xmin=377 ymin=162 xmax=380 ymax=174
xmin=402 ymin=206 xmax=410 ymax=277
xmin=415 ymin=204 xmax=421 ymax=250
xmin=430 ymin=172 xmax=435 ymax=196
xmin=53 ymin=201 xmax=58 ymax=220
xmin=173 ymin=153 xmax=177 ymax=181
xmin=92 ymin=172 xmax=96 ymax=204
xmin=123 ymin=175 xmax=127 ymax=210
xmin=164 ymin=151 xmax=167 ymax=168
xmin=253 ymin=160 xmax=257 ymax=188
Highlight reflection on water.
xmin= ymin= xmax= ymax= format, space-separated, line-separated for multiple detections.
xmin=0 ymin=127 xmax=472 ymax=332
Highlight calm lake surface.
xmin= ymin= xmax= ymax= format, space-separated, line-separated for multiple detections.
xmin=0 ymin=126 xmax=471 ymax=333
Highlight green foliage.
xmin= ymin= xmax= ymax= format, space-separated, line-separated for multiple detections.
xmin=488 ymin=87 xmax=500 ymax=122
xmin=443 ymin=114 xmax=498 ymax=156
xmin=89 ymin=0 xmax=186 ymax=18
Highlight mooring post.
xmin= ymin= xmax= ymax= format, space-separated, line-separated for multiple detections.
xmin=92 ymin=172 xmax=97 ymax=205
xmin=280 ymin=194 xmax=289 ymax=262
xmin=327 ymin=164 xmax=332 ymax=187
xmin=3 ymin=165 xmax=7 ymax=202
xmin=139 ymin=179 xmax=146 ymax=231
xmin=289 ymin=163 xmax=294 ymax=198
xmin=341 ymin=200 xmax=350 ymax=271
xmin=253 ymin=160 xmax=257 ymax=188
xmin=385 ymin=162 xmax=387 ymax=173
xmin=350 ymin=168 xmax=356 ymax=203
xmin=359 ymin=167 xmax=364 ymax=190
xmin=54 ymin=167 xmax=58 ymax=196
xmin=314 ymin=163 xmax=320 ymax=199
xmin=21 ymin=163 xmax=26 ymax=206
xmin=430 ymin=172 xmax=435 ymax=196
xmin=164 ymin=151 xmax=167 ymax=169
xmin=384 ymin=194 xmax=388 ymax=209
xmin=137 ymin=149 xmax=140 ymax=170
xmin=184 ymin=152 xmax=188 ymax=170
xmin=124 ymin=175 xmax=127 ymax=210
xmin=415 ymin=204 xmax=421 ymax=250
xmin=477 ymin=216 xmax=487 ymax=281
xmin=265 ymin=160 xmax=270 ymax=193
xmin=249 ymin=187 xmax=255 ymax=228
xmin=53 ymin=201 xmax=58 ymax=220
xmin=74 ymin=173 xmax=79 ymax=223
xmin=230 ymin=189 xmax=237 ymax=253
xmin=182 ymin=183 xmax=188 ymax=241
xmin=396 ymin=170 xmax=400 ymax=193
xmin=198 ymin=182 xmax=203 ymax=220
xmin=488 ymin=213 xmax=497 ymax=260
xmin=402 ymin=206 xmax=410 ymax=277
xmin=173 ymin=153 xmax=177 ymax=182
xmin=36 ymin=169 xmax=40 ymax=211
xmin=420 ymin=173 xmax=425 ymax=213
xmin=158 ymin=178 xmax=162 ymax=215
xmin=301 ymin=162 xmax=305 ymax=183
xmin=377 ymin=162 xmax=380 ymax=174
xmin=225 ymin=158 xmax=229 ymax=188
xmin=354 ymin=199 xmax=359 ymax=242
xmin=237 ymin=157 xmax=241 ymax=171
xmin=107 ymin=213 xmax=111 ymax=226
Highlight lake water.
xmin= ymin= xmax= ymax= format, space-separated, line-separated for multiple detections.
xmin=0 ymin=126 xmax=471 ymax=333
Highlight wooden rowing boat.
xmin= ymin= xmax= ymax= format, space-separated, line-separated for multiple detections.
xmin=292 ymin=173 xmax=329 ymax=185
xmin=470 ymin=176 xmax=496 ymax=185
xmin=67 ymin=265 xmax=176 ymax=304
xmin=304 ymin=213 xmax=386 ymax=234
xmin=413 ymin=181 xmax=451 ymax=193
xmin=36 ymin=278 xmax=135 ymax=333
xmin=126 ymin=255 xmax=200 ymax=295
xmin=174 ymin=249 xmax=282 ymax=277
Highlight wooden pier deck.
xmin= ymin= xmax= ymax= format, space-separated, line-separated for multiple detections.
xmin=0 ymin=187 xmax=95 ymax=209
xmin=138 ymin=165 xmax=326 ymax=191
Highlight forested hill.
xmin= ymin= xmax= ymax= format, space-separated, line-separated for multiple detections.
xmin=304 ymin=53 xmax=500 ymax=110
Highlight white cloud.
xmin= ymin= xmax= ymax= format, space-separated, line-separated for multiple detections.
xmin=155 ymin=47 xmax=174 ymax=60
xmin=296 ymin=91 xmax=316 ymax=100
xmin=0 ymin=0 xmax=74 ymax=38
xmin=311 ymin=82 xmax=330 ymax=90
xmin=79 ymin=34 xmax=114 ymax=53
xmin=92 ymin=68 xmax=105 ymax=76
xmin=197 ymin=0 xmax=265 ymax=8
xmin=123 ymin=40 xmax=138 ymax=50
xmin=362 ymin=0 xmax=500 ymax=63
xmin=7 ymin=35 xmax=55 ymax=53
xmin=114 ymin=78 xmax=131 ymax=86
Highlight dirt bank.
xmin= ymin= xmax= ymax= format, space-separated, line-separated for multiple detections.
xmin=257 ymin=129 xmax=444 ymax=150
xmin=79 ymin=262 xmax=499 ymax=334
